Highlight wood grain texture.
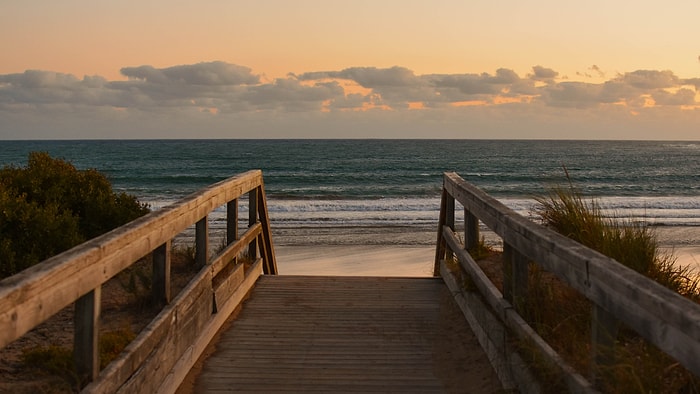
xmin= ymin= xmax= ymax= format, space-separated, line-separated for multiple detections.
xmin=441 ymin=171 xmax=700 ymax=376
xmin=191 ymin=276 xmax=502 ymax=393
xmin=0 ymin=170 xmax=264 ymax=348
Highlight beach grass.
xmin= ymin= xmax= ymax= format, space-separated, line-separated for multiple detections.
xmin=527 ymin=175 xmax=700 ymax=391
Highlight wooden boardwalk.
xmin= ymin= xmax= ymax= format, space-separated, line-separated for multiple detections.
xmin=190 ymin=275 xmax=501 ymax=393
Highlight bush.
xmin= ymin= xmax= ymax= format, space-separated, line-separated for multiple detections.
xmin=0 ymin=152 xmax=149 ymax=278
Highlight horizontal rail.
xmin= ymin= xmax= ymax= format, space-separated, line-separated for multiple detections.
xmin=0 ymin=169 xmax=277 ymax=391
xmin=436 ymin=171 xmax=700 ymax=384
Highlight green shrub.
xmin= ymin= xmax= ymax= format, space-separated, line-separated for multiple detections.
xmin=0 ymin=152 xmax=149 ymax=278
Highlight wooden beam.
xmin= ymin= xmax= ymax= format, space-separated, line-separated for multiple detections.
xmin=74 ymin=287 xmax=101 ymax=383
xmin=152 ymin=242 xmax=171 ymax=308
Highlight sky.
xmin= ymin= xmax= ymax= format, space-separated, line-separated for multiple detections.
xmin=1 ymin=1 xmax=699 ymax=140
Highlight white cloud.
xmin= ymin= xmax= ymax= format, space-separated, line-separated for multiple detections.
xmin=0 ymin=61 xmax=698 ymax=139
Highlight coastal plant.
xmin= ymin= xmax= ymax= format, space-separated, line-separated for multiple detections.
xmin=530 ymin=173 xmax=700 ymax=391
xmin=117 ymin=259 xmax=153 ymax=310
xmin=0 ymin=152 xmax=149 ymax=278
xmin=534 ymin=174 xmax=699 ymax=300
xmin=99 ymin=327 xmax=136 ymax=369
xmin=21 ymin=345 xmax=79 ymax=390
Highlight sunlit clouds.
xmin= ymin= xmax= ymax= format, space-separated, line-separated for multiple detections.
xmin=1 ymin=61 xmax=699 ymax=139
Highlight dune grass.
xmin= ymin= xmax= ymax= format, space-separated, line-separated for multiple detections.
xmin=529 ymin=174 xmax=700 ymax=392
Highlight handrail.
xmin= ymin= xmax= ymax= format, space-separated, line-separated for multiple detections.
xmin=0 ymin=169 xmax=277 ymax=390
xmin=435 ymin=172 xmax=700 ymax=389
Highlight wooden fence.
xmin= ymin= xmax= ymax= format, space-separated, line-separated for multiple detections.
xmin=434 ymin=172 xmax=700 ymax=392
xmin=0 ymin=169 xmax=277 ymax=393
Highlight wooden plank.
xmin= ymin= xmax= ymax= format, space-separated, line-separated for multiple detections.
xmin=157 ymin=259 xmax=263 ymax=394
xmin=191 ymin=276 xmax=502 ymax=393
xmin=255 ymin=183 xmax=277 ymax=274
xmin=226 ymin=199 xmax=238 ymax=246
xmin=0 ymin=170 xmax=264 ymax=348
xmin=152 ymin=242 xmax=171 ymax=308
xmin=74 ymin=287 xmax=101 ymax=382
xmin=195 ymin=216 xmax=209 ymax=267
xmin=209 ymin=223 xmax=261 ymax=277
xmin=442 ymin=229 xmax=594 ymax=392
xmin=442 ymin=172 xmax=700 ymax=376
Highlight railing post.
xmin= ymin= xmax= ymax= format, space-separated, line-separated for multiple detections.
xmin=152 ymin=241 xmax=171 ymax=308
xmin=502 ymin=242 xmax=528 ymax=314
xmin=248 ymin=188 xmax=258 ymax=260
xmin=591 ymin=304 xmax=619 ymax=387
xmin=464 ymin=209 xmax=479 ymax=252
xmin=227 ymin=198 xmax=238 ymax=246
xmin=196 ymin=216 xmax=209 ymax=266
xmin=256 ymin=185 xmax=278 ymax=274
xmin=445 ymin=194 xmax=455 ymax=259
xmin=74 ymin=287 xmax=101 ymax=383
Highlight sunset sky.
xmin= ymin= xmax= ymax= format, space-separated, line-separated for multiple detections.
xmin=1 ymin=1 xmax=699 ymax=140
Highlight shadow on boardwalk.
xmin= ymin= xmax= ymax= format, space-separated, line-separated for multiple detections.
xmin=180 ymin=276 xmax=503 ymax=393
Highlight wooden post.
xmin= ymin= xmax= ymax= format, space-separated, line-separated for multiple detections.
xmin=74 ymin=287 xmax=101 ymax=383
xmin=445 ymin=194 xmax=455 ymax=261
xmin=511 ymin=247 xmax=528 ymax=315
xmin=503 ymin=243 xmax=528 ymax=314
xmin=433 ymin=188 xmax=448 ymax=276
xmin=248 ymin=189 xmax=258 ymax=260
xmin=227 ymin=199 xmax=238 ymax=246
xmin=152 ymin=241 xmax=171 ymax=308
xmin=196 ymin=216 xmax=209 ymax=267
xmin=503 ymin=242 xmax=513 ymax=302
xmin=256 ymin=185 xmax=278 ymax=275
xmin=464 ymin=208 xmax=479 ymax=252
xmin=591 ymin=304 xmax=619 ymax=387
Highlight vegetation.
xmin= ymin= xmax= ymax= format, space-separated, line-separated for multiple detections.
xmin=0 ymin=152 xmax=149 ymax=278
xmin=534 ymin=175 xmax=700 ymax=301
xmin=530 ymin=175 xmax=700 ymax=392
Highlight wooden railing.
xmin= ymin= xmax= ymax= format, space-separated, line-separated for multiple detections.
xmin=434 ymin=172 xmax=700 ymax=391
xmin=0 ymin=169 xmax=276 ymax=393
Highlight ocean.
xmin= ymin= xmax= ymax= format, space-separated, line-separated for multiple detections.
xmin=1 ymin=139 xmax=699 ymax=246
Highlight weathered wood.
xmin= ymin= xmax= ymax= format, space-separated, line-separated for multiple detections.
xmin=503 ymin=242 xmax=528 ymax=314
xmin=152 ymin=242 xmax=171 ymax=308
xmin=440 ymin=172 xmax=700 ymax=377
xmin=226 ymin=198 xmax=238 ymax=246
xmin=255 ymin=183 xmax=277 ymax=274
xmin=195 ymin=216 xmax=209 ymax=267
xmin=465 ymin=208 xmax=479 ymax=252
xmin=433 ymin=188 xmax=449 ymax=275
xmin=209 ymin=223 xmax=262 ymax=278
xmin=0 ymin=170 xmax=265 ymax=349
xmin=191 ymin=275 xmax=502 ymax=393
xmin=441 ymin=231 xmax=594 ymax=392
xmin=74 ymin=287 xmax=101 ymax=382
xmin=157 ymin=259 xmax=262 ymax=394
xmin=247 ymin=188 xmax=258 ymax=260
xmin=591 ymin=304 xmax=619 ymax=387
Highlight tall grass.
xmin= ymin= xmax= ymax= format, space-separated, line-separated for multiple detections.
xmin=530 ymin=174 xmax=700 ymax=392
xmin=534 ymin=175 xmax=699 ymax=301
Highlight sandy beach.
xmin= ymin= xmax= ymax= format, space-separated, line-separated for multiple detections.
xmin=275 ymin=245 xmax=436 ymax=276
xmin=271 ymin=225 xmax=700 ymax=276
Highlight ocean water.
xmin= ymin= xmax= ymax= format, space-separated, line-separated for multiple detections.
xmin=1 ymin=139 xmax=699 ymax=245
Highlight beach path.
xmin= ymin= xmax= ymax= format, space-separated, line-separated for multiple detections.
xmin=184 ymin=275 xmax=502 ymax=393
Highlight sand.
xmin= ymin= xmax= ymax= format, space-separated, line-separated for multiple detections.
xmin=273 ymin=234 xmax=700 ymax=277
xmin=275 ymin=245 xmax=436 ymax=276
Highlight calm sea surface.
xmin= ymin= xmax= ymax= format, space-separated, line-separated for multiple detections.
xmin=1 ymin=140 xmax=699 ymax=244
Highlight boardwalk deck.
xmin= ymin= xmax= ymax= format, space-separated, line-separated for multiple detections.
xmin=189 ymin=275 xmax=502 ymax=393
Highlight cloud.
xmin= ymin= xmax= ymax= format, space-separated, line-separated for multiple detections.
xmin=529 ymin=65 xmax=559 ymax=81
xmin=1 ymin=61 xmax=699 ymax=139
xmin=615 ymin=69 xmax=679 ymax=89
xmin=120 ymin=61 xmax=260 ymax=86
